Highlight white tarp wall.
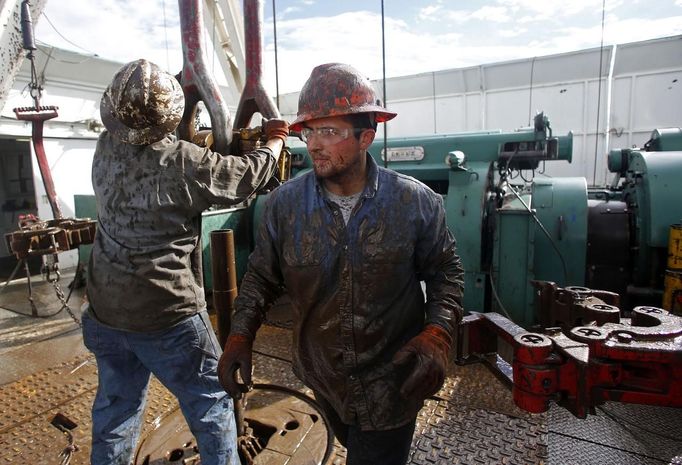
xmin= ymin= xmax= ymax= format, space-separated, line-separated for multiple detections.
xmin=0 ymin=48 xmax=117 ymax=268
xmin=279 ymin=35 xmax=682 ymax=187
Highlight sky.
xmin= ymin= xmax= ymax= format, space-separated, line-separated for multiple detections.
xmin=34 ymin=0 xmax=682 ymax=97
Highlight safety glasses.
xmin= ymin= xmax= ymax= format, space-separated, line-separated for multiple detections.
xmin=300 ymin=127 xmax=366 ymax=145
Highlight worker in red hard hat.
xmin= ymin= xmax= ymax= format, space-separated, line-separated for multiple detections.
xmin=84 ymin=58 xmax=289 ymax=465
xmin=219 ymin=63 xmax=464 ymax=465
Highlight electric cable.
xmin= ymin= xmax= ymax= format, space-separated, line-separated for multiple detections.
xmin=35 ymin=42 xmax=96 ymax=64
xmin=527 ymin=56 xmax=536 ymax=126
xmin=597 ymin=405 xmax=682 ymax=443
xmin=519 ymin=169 xmax=534 ymax=183
xmin=162 ymin=0 xmax=170 ymax=71
xmin=41 ymin=12 xmax=95 ymax=55
xmin=547 ymin=430 xmax=669 ymax=463
xmin=496 ymin=146 xmax=518 ymax=188
xmin=1 ymin=302 xmax=71 ymax=319
xmin=507 ymin=182 xmax=569 ymax=285
xmin=592 ymin=0 xmax=607 ymax=186
xmin=381 ymin=0 xmax=388 ymax=169
xmin=252 ymin=347 xmax=290 ymax=364
xmin=538 ymin=160 xmax=548 ymax=175
xmin=495 ymin=147 xmax=569 ymax=285
xmin=488 ymin=267 xmax=512 ymax=319
xmin=38 ymin=43 xmax=55 ymax=88
xmin=272 ymin=0 xmax=280 ymax=109
xmin=211 ymin=0 xmax=216 ymax=74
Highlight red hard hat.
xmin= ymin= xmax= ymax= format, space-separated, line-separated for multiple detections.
xmin=290 ymin=63 xmax=397 ymax=132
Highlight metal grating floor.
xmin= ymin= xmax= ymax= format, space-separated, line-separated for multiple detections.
xmin=0 ymin=278 xmax=681 ymax=464
xmin=547 ymin=402 xmax=682 ymax=465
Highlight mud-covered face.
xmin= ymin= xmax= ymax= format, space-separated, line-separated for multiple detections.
xmin=304 ymin=116 xmax=375 ymax=182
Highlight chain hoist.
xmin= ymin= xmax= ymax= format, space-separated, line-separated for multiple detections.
xmin=15 ymin=0 xmax=63 ymax=218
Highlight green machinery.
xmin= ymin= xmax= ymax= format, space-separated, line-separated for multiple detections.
xmin=282 ymin=116 xmax=682 ymax=328
xmin=75 ymin=118 xmax=682 ymax=329
xmin=591 ymin=128 xmax=682 ymax=310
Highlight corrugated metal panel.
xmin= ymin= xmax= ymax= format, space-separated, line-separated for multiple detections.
xmin=279 ymin=35 xmax=682 ymax=186
xmin=614 ymin=36 xmax=682 ymax=75
xmin=385 ymin=73 xmax=435 ymax=100
xmin=632 ymin=71 xmax=681 ymax=129
xmin=387 ymin=99 xmax=436 ymax=136
xmin=433 ymin=68 xmax=468 ymax=95
xmin=435 ymin=94 xmax=466 ymax=134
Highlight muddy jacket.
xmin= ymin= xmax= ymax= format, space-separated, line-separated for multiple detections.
xmin=233 ymin=154 xmax=464 ymax=430
xmin=87 ymin=131 xmax=278 ymax=332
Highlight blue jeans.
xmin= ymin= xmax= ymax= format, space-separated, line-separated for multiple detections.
xmin=82 ymin=310 xmax=238 ymax=465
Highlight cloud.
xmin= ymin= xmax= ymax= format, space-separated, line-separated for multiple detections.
xmin=262 ymin=10 xmax=540 ymax=94
xmin=471 ymin=6 xmax=510 ymax=22
xmin=36 ymin=0 xmax=183 ymax=73
xmin=418 ymin=3 xmax=443 ymax=21
xmin=497 ymin=0 xmax=624 ymax=17
xmin=33 ymin=0 xmax=682 ymax=104
xmin=279 ymin=6 xmax=302 ymax=19
xmin=499 ymin=27 xmax=528 ymax=38
xmin=419 ymin=4 xmax=511 ymax=24
xmin=417 ymin=0 xmax=611 ymax=27
xmin=552 ymin=15 xmax=682 ymax=49
xmin=262 ymin=6 xmax=682 ymax=97
xmin=262 ymin=11 xmax=397 ymax=93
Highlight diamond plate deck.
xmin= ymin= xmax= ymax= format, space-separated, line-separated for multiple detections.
xmin=0 ymin=354 xmax=178 ymax=465
xmin=0 ymin=317 xmax=680 ymax=464
xmin=547 ymin=403 xmax=682 ymax=465
xmin=410 ymin=403 xmax=546 ymax=465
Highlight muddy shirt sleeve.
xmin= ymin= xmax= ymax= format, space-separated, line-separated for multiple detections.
xmin=186 ymin=144 xmax=278 ymax=209
xmin=415 ymin=190 xmax=465 ymax=337
xmin=230 ymin=192 xmax=285 ymax=339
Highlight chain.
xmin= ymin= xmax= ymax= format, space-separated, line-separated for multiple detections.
xmin=28 ymin=50 xmax=43 ymax=108
xmin=43 ymin=254 xmax=83 ymax=328
xmin=54 ymin=424 xmax=79 ymax=465
xmin=28 ymin=293 xmax=39 ymax=316
xmin=52 ymin=278 xmax=82 ymax=328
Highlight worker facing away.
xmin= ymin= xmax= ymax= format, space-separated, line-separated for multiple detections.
xmin=84 ymin=58 xmax=289 ymax=465
xmin=218 ymin=63 xmax=464 ymax=465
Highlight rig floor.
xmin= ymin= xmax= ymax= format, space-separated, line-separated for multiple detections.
xmin=0 ymin=270 xmax=680 ymax=464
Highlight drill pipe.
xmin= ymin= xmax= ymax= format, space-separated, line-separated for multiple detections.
xmin=210 ymin=229 xmax=237 ymax=347
xmin=209 ymin=229 xmax=246 ymax=436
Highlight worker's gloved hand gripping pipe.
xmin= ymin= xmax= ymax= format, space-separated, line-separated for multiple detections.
xmin=263 ymin=118 xmax=290 ymax=144
xmin=392 ymin=324 xmax=453 ymax=400
xmin=218 ymin=333 xmax=254 ymax=399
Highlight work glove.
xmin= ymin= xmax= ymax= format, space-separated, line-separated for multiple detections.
xmin=263 ymin=118 xmax=290 ymax=144
xmin=392 ymin=324 xmax=452 ymax=400
xmin=218 ymin=333 xmax=254 ymax=399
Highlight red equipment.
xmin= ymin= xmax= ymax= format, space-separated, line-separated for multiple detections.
xmin=457 ymin=283 xmax=682 ymax=418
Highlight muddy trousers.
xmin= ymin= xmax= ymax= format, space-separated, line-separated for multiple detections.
xmin=314 ymin=392 xmax=417 ymax=465
xmin=82 ymin=310 xmax=239 ymax=465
